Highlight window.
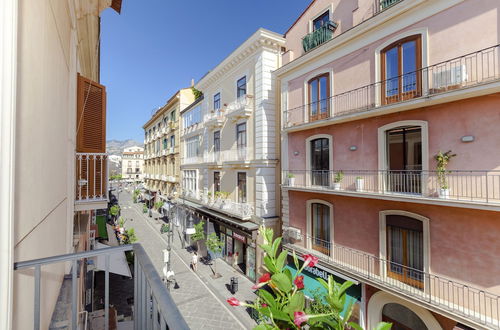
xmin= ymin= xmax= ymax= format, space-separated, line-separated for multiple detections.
xmin=308 ymin=74 xmax=330 ymax=121
xmin=163 ymin=138 xmax=168 ymax=150
xmin=236 ymin=123 xmax=247 ymax=159
xmin=183 ymin=170 xmax=197 ymax=194
xmin=237 ymin=77 xmax=247 ymax=98
xmin=183 ymin=104 xmax=202 ymax=128
xmin=381 ymin=35 xmax=422 ymax=104
xmin=311 ymin=138 xmax=329 ymax=186
xmin=136 ymin=161 xmax=139 ymax=167
xmin=386 ymin=126 xmax=422 ymax=194
xmin=386 ymin=215 xmax=423 ymax=289
xmin=135 ymin=168 xmax=140 ymax=173
xmin=214 ymin=93 xmax=221 ymax=110
xmin=311 ymin=203 xmax=330 ymax=255
xmin=313 ymin=11 xmax=329 ymax=31
xmin=214 ymin=171 xmax=221 ymax=193
xmin=170 ymin=135 xmax=175 ymax=149
xmin=156 ymin=140 xmax=160 ymax=153
xmin=170 ymin=111 xmax=176 ymax=122
xmin=214 ymin=131 xmax=220 ymax=156
xmin=237 ymin=172 xmax=247 ymax=203
xmin=185 ymin=136 xmax=200 ymax=159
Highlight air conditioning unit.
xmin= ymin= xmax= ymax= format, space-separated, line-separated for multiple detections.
xmin=432 ymin=64 xmax=467 ymax=89
xmin=287 ymin=227 xmax=302 ymax=240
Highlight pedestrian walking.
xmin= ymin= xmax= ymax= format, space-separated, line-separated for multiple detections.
xmin=191 ymin=252 xmax=198 ymax=272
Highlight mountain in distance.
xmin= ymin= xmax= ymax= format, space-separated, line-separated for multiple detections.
xmin=106 ymin=139 xmax=143 ymax=156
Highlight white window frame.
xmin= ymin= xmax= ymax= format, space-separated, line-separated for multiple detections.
xmin=308 ymin=4 xmax=334 ymax=33
xmin=306 ymin=199 xmax=334 ymax=256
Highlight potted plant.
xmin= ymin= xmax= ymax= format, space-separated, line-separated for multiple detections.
xmin=142 ymin=203 xmax=148 ymax=214
xmin=435 ymin=150 xmax=456 ymax=199
xmin=355 ymin=176 xmax=364 ymax=192
xmin=333 ymin=171 xmax=344 ymax=190
xmin=287 ymin=173 xmax=295 ymax=186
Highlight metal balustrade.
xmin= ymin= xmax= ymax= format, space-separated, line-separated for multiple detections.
xmin=283 ymin=170 xmax=500 ymax=205
xmin=285 ymin=44 xmax=500 ymax=128
xmin=75 ymin=153 xmax=108 ymax=203
xmin=13 ymin=244 xmax=188 ymax=330
xmin=283 ymin=233 xmax=500 ymax=329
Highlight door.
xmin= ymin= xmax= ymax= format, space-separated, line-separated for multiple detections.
xmin=311 ymin=138 xmax=329 ymax=186
xmin=308 ymin=74 xmax=330 ymax=122
xmin=311 ymin=203 xmax=331 ymax=255
xmin=386 ymin=126 xmax=422 ymax=194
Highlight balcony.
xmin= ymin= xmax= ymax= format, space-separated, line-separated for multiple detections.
xmin=302 ymin=21 xmax=338 ymax=53
xmin=225 ymin=95 xmax=253 ymax=121
xmin=283 ymin=232 xmax=500 ymax=329
xmin=168 ymin=147 xmax=175 ymax=155
xmin=200 ymin=195 xmax=254 ymax=221
xmin=205 ymin=147 xmax=252 ymax=165
xmin=166 ymin=175 xmax=177 ymax=183
xmin=283 ymin=170 xmax=500 ymax=208
xmin=14 ymin=244 xmax=188 ymax=330
xmin=285 ymin=45 xmax=500 ymax=129
xmin=75 ymin=153 xmax=108 ymax=210
xmin=183 ymin=156 xmax=204 ymax=165
xmin=162 ymin=149 xmax=167 ymax=156
xmin=204 ymin=110 xmax=225 ymax=129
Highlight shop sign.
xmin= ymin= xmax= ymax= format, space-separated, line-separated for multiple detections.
xmin=233 ymin=232 xmax=246 ymax=243
xmin=304 ymin=265 xmax=329 ymax=282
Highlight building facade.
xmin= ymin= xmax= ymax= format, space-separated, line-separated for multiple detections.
xmin=121 ymin=146 xmax=144 ymax=182
xmin=143 ymin=88 xmax=195 ymax=205
xmin=278 ymin=0 xmax=500 ymax=329
xmin=0 ymin=0 xmax=121 ymax=328
xmin=178 ymin=29 xmax=285 ymax=282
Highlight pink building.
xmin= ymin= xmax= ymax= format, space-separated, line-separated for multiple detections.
xmin=277 ymin=0 xmax=500 ymax=329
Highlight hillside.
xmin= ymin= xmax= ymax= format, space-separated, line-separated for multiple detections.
xmin=106 ymin=139 xmax=143 ymax=156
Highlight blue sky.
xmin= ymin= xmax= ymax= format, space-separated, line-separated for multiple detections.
xmin=101 ymin=0 xmax=308 ymax=142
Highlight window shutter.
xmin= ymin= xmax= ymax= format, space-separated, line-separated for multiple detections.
xmin=77 ymin=73 xmax=106 ymax=153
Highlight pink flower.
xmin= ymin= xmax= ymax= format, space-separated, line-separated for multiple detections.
xmin=261 ymin=303 xmax=268 ymax=308
xmin=259 ymin=273 xmax=271 ymax=283
xmin=294 ymin=311 xmax=309 ymax=327
xmin=227 ymin=297 xmax=242 ymax=307
xmin=294 ymin=276 xmax=304 ymax=290
xmin=252 ymin=272 xmax=272 ymax=290
xmin=303 ymin=254 xmax=319 ymax=267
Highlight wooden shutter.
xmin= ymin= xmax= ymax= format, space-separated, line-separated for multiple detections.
xmin=77 ymin=73 xmax=106 ymax=153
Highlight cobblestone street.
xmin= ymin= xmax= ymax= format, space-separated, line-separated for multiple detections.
xmin=118 ymin=189 xmax=258 ymax=329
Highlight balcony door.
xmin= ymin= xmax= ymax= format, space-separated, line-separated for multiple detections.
xmin=311 ymin=203 xmax=330 ymax=255
xmin=386 ymin=126 xmax=422 ymax=194
xmin=308 ymin=74 xmax=330 ymax=122
xmin=381 ymin=35 xmax=422 ymax=104
xmin=237 ymin=172 xmax=247 ymax=203
xmin=386 ymin=215 xmax=424 ymax=289
xmin=311 ymin=138 xmax=329 ymax=186
xmin=214 ymin=131 xmax=220 ymax=161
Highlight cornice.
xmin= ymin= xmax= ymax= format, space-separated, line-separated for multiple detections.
xmin=196 ymin=29 xmax=285 ymax=90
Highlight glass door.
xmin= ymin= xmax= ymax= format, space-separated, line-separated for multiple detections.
xmin=311 ymin=138 xmax=329 ymax=186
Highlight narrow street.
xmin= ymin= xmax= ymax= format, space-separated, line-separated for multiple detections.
xmin=117 ymin=188 xmax=258 ymax=330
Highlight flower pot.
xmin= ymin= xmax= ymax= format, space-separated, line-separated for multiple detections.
xmin=288 ymin=177 xmax=295 ymax=186
xmin=355 ymin=178 xmax=364 ymax=192
xmin=439 ymin=188 xmax=450 ymax=199
xmin=333 ymin=182 xmax=341 ymax=191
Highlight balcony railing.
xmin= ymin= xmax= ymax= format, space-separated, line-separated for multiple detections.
xmin=200 ymin=195 xmax=254 ymax=220
xmin=225 ymin=95 xmax=254 ymax=119
xmin=204 ymin=110 xmax=225 ymax=128
xmin=183 ymin=156 xmax=204 ymax=165
xmin=302 ymin=21 xmax=338 ymax=53
xmin=283 ymin=170 xmax=500 ymax=205
xmin=283 ymin=233 xmax=500 ymax=329
xmin=75 ymin=153 xmax=107 ymax=203
xmin=285 ymin=44 xmax=500 ymax=128
xmin=205 ymin=147 xmax=252 ymax=163
xmin=13 ymin=244 xmax=189 ymax=330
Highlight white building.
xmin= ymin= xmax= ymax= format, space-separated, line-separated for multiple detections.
xmin=179 ymin=28 xmax=285 ymax=282
xmin=121 ymin=146 xmax=144 ymax=182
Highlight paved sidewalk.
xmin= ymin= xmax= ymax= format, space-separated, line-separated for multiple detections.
xmin=119 ymin=190 xmax=258 ymax=329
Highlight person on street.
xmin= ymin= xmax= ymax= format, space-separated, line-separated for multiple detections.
xmin=191 ymin=252 xmax=198 ymax=272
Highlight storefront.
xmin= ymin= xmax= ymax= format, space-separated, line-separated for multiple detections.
xmin=285 ymin=254 xmax=363 ymax=324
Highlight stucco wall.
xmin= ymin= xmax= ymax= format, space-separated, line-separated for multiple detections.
xmin=288 ymin=190 xmax=500 ymax=293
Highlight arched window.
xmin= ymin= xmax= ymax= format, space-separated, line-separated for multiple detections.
xmin=382 ymin=303 xmax=428 ymax=330
xmin=308 ymin=73 xmax=330 ymax=121
xmin=381 ymin=35 xmax=422 ymax=104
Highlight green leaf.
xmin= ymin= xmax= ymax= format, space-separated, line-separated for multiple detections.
xmin=317 ymin=277 xmax=328 ymax=291
xmin=260 ymin=244 xmax=273 ymax=256
xmin=258 ymin=289 xmax=277 ymax=309
xmin=268 ymin=306 xmax=290 ymax=322
xmin=373 ymin=322 xmax=393 ymax=330
xmin=263 ymin=255 xmax=277 ymax=273
xmin=271 ymin=273 xmax=292 ymax=292
xmin=292 ymin=250 xmax=300 ymax=271
xmin=337 ymin=280 xmax=353 ymax=297
xmin=253 ymin=324 xmax=273 ymax=330
xmin=271 ymin=237 xmax=282 ymax=259
xmin=275 ymin=251 xmax=287 ymax=272
xmin=283 ymin=268 xmax=292 ymax=282
xmin=347 ymin=322 xmax=364 ymax=330
xmin=288 ymin=291 xmax=305 ymax=312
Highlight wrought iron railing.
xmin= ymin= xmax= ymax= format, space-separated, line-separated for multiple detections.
xmin=75 ymin=153 xmax=108 ymax=203
xmin=283 ymin=170 xmax=500 ymax=204
xmin=283 ymin=233 xmax=500 ymax=329
xmin=200 ymin=195 xmax=254 ymax=220
xmin=13 ymin=244 xmax=188 ymax=330
xmin=285 ymin=44 xmax=500 ymax=128
xmin=302 ymin=21 xmax=337 ymax=53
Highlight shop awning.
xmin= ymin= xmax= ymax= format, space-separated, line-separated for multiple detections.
xmin=142 ymin=193 xmax=153 ymax=200
xmin=94 ymin=243 xmax=132 ymax=277
xmin=183 ymin=200 xmax=259 ymax=232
